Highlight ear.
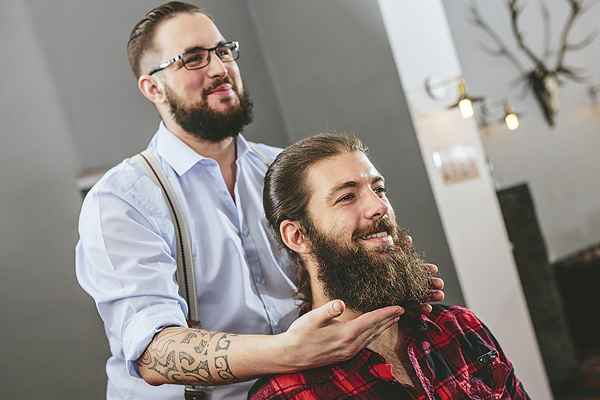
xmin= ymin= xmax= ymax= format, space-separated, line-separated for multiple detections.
xmin=138 ymin=74 xmax=166 ymax=105
xmin=280 ymin=220 xmax=311 ymax=255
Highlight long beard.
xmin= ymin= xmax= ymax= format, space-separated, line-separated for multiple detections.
xmin=307 ymin=219 xmax=431 ymax=313
xmin=165 ymin=80 xmax=253 ymax=142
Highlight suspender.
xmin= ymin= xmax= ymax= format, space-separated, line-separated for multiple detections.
xmin=130 ymin=143 xmax=272 ymax=399
xmin=131 ymin=150 xmax=200 ymax=326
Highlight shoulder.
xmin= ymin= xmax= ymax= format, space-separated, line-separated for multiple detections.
xmin=80 ymin=154 xmax=168 ymax=221
xmin=428 ymin=304 xmax=502 ymax=356
xmin=247 ymin=141 xmax=283 ymax=164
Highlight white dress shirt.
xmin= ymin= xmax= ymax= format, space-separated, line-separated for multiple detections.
xmin=76 ymin=122 xmax=299 ymax=400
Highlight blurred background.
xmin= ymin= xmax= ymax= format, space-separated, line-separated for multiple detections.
xmin=1 ymin=1 xmax=599 ymax=398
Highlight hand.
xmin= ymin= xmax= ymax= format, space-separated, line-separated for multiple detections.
xmin=420 ymin=263 xmax=445 ymax=314
xmin=404 ymin=235 xmax=445 ymax=313
xmin=279 ymin=300 xmax=403 ymax=370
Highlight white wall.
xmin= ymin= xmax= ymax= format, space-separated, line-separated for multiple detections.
xmin=443 ymin=0 xmax=600 ymax=261
xmin=377 ymin=1 xmax=552 ymax=397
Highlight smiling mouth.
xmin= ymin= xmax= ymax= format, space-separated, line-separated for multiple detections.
xmin=359 ymin=231 xmax=389 ymax=240
xmin=209 ymin=84 xmax=234 ymax=94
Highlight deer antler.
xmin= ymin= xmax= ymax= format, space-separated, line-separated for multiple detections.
xmin=540 ymin=0 xmax=553 ymax=61
xmin=554 ymin=0 xmax=597 ymax=81
xmin=469 ymin=2 xmax=526 ymax=73
xmin=508 ymin=0 xmax=546 ymax=70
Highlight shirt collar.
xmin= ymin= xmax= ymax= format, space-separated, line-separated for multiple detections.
xmin=155 ymin=122 xmax=252 ymax=176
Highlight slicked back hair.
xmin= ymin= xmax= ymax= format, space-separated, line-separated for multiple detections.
xmin=263 ymin=133 xmax=368 ymax=307
xmin=127 ymin=1 xmax=208 ymax=78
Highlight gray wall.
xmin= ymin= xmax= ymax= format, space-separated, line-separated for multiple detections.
xmin=26 ymin=0 xmax=289 ymax=173
xmin=2 ymin=1 xmax=289 ymax=398
xmin=249 ymin=0 xmax=465 ymax=305
xmin=0 ymin=2 xmax=107 ymax=398
xmin=443 ymin=0 xmax=600 ymax=261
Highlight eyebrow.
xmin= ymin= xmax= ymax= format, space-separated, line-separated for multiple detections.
xmin=182 ymin=40 xmax=227 ymax=54
xmin=326 ymin=176 xmax=385 ymax=203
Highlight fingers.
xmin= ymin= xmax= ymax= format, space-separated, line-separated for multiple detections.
xmin=428 ymin=290 xmax=445 ymax=302
xmin=419 ymin=304 xmax=433 ymax=314
xmin=304 ymin=300 xmax=346 ymax=327
xmin=352 ymin=312 xmax=403 ymax=351
xmin=424 ymin=264 xmax=445 ymax=305
xmin=423 ymin=263 xmax=438 ymax=275
xmin=353 ymin=305 xmax=404 ymax=328
xmin=430 ymin=277 xmax=444 ymax=290
xmin=350 ymin=306 xmax=404 ymax=341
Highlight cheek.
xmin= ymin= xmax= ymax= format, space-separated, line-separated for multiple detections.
xmin=318 ymin=213 xmax=358 ymax=241
xmin=228 ymin=65 xmax=243 ymax=90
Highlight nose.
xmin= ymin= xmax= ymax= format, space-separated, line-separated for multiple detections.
xmin=206 ymin=51 xmax=228 ymax=78
xmin=363 ymin=189 xmax=389 ymax=220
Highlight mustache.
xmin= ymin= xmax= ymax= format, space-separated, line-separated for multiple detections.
xmin=202 ymin=77 xmax=234 ymax=98
xmin=352 ymin=217 xmax=395 ymax=241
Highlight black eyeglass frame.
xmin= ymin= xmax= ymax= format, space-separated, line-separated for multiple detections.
xmin=148 ymin=40 xmax=240 ymax=76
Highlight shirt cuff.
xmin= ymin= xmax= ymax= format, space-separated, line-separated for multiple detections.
xmin=122 ymin=302 xmax=187 ymax=378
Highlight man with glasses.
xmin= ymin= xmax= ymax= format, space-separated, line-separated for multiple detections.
xmin=76 ymin=2 xmax=444 ymax=400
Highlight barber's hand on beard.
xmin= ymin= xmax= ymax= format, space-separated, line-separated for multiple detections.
xmin=405 ymin=234 xmax=445 ymax=314
xmin=421 ymin=263 xmax=445 ymax=313
xmin=277 ymin=236 xmax=445 ymax=370
xmin=278 ymin=300 xmax=403 ymax=370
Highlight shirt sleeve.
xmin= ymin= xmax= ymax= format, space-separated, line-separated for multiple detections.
xmin=75 ymin=172 xmax=188 ymax=379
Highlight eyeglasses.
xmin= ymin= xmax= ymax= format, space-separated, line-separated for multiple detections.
xmin=148 ymin=41 xmax=240 ymax=75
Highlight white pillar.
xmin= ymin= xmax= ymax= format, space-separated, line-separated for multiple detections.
xmin=378 ymin=1 xmax=552 ymax=398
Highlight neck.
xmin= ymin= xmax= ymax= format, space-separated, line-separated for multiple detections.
xmin=307 ymin=268 xmax=417 ymax=387
xmin=162 ymin=118 xmax=238 ymax=198
xmin=164 ymin=119 xmax=237 ymax=165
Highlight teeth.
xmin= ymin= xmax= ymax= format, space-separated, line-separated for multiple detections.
xmin=362 ymin=232 xmax=388 ymax=240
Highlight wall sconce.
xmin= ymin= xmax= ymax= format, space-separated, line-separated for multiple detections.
xmin=425 ymin=77 xmax=484 ymax=119
xmin=478 ymin=100 xmax=522 ymax=131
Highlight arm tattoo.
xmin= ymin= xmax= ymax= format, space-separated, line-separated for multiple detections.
xmin=181 ymin=332 xmax=197 ymax=344
xmin=140 ymin=329 xmax=239 ymax=385
xmin=214 ymin=355 xmax=236 ymax=380
xmin=213 ymin=334 xmax=237 ymax=381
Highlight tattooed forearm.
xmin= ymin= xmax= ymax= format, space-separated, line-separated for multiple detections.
xmin=213 ymin=334 xmax=237 ymax=381
xmin=215 ymin=333 xmax=233 ymax=352
xmin=181 ymin=332 xmax=197 ymax=344
xmin=138 ymin=328 xmax=240 ymax=386
xmin=214 ymin=355 xmax=236 ymax=380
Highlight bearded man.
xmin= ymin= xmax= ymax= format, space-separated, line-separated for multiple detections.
xmin=75 ymin=3 xmax=445 ymax=400
xmin=250 ymin=133 xmax=530 ymax=399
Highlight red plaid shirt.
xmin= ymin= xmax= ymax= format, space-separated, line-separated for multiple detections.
xmin=248 ymin=305 xmax=529 ymax=400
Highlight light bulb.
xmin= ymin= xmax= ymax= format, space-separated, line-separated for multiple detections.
xmin=458 ymin=98 xmax=474 ymax=119
xmin=505 ymin=113 xmax=519 ymax=130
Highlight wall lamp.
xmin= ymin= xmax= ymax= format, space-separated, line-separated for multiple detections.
xmin=425 ymin=76 xmax=522 ymax=131
xmin=425 ymin=76 xmax=484 ymax=119
xmin=479 ymin=100 xmax=522 ymax=131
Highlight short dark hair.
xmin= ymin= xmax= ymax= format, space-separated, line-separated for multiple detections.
xmin=127 ymin=1 xmax=207 ymax=78
xmin=263 ymin=133 xmax=368 ymax=306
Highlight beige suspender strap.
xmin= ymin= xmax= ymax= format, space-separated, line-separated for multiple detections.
xmin=131 ymin=150 xmax=200 ymax=327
